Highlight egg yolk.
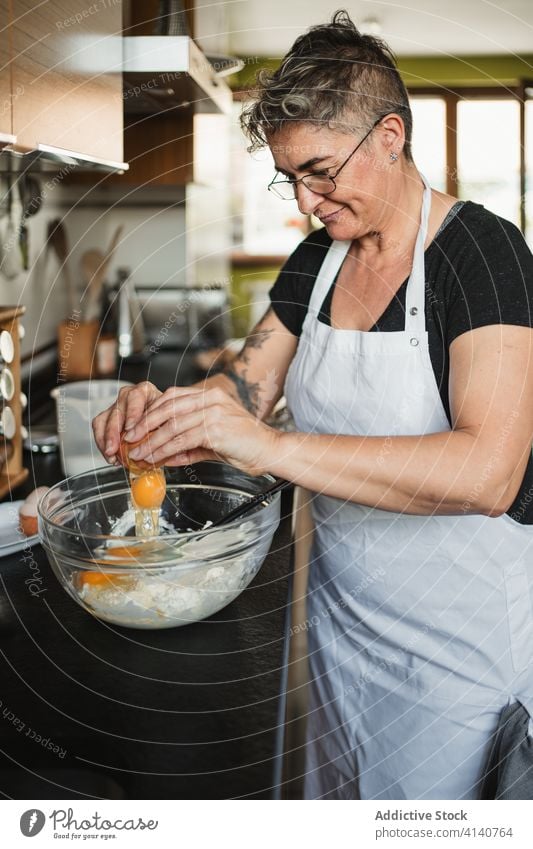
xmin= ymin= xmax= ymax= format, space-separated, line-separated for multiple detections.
xmin=79 ymin=571 xmax=130 ymax=589
xmin=130 ymin=469 xmax=166 ymax=510
xmin=86 ymin=545 xmax=144 ymax=583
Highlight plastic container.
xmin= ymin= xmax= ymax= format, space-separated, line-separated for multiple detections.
xmin=50 ymin=380 xmax=132 ymax=476
xmin=38 ymin=462 xmax=281 ymax=629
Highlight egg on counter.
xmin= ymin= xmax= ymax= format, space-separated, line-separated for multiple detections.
xmin=18 ymin=486 xmax=50 ymax=537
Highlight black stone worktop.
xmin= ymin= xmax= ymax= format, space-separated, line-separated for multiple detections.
xmin=1 ymin=352 xmax=294 ymax=799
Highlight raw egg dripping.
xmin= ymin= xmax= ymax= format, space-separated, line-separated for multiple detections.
xmin=119 ymin=433 xmax=167 ymax=538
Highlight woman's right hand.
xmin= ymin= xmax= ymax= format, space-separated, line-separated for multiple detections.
xmin=92 ymin=381 xmax=162 ymax=464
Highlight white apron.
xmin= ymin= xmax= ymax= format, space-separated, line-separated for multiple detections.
xmin=284 ymin=177 xmax=533 ymax=800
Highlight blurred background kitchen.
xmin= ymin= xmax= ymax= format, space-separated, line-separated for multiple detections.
xmin=0 ymin=0 xmax=532 ymax=797
xmin=1 ymin=1 xmax=532 ymax=397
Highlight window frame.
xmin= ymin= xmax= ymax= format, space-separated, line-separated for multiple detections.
xmin=409 ymin=83 xmax=532 ymax=233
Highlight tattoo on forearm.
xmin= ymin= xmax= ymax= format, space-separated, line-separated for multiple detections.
xmin=222 ymin=312 xmax=277 ymax=415
xmin=223 ymin=367 xmax=262 ymax=415
xmin=238 ymin=324 xmax=274 ymax=366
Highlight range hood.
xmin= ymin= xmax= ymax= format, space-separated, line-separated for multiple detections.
xmin=122 ymin=36 xmax=237 ymax=116
xmin=0 ymin=145 xmax=129 ymax=175
xmin=0 ymin=133 xmax=16 ymax=150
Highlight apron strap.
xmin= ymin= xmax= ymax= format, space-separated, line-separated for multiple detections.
xmin=307 ymin=239 xmax=351 ymax=318
xmin=405 ymin=173 xmax=432 ymax=333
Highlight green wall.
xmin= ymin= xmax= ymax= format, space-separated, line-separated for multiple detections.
xmin=233 ymin=54 xmax=533 ymax=90
xmin=230 ymin=265 xmax=282 ymax=337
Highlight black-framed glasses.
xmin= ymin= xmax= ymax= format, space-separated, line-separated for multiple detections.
xmin=267 ymin=115 xmax=385 ymax=200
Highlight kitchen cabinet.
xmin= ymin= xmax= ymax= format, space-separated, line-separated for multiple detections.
xmin=0 ymin=0 xmax=14 ymax=146
xmin=118 ymin=113 xmax=196 ymax=185
xmin=124 ymin=0 xmax=194 ymax=39
xmin=11 ymin=0 xmax=125 ymax=166
xmin=114 ymin=110 xmax=228 ymax=186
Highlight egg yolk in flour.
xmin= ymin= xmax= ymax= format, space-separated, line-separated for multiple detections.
xmin=78 ymin=567 xmax=132 ymax=588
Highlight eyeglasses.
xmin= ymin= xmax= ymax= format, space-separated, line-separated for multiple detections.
xmin=267 ymin=115 xmax=385 ymax=201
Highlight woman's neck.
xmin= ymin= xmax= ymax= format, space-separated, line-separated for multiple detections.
xmin=354 ymin=164 xmax=425 ymax=262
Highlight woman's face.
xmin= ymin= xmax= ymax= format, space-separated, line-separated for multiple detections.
xmin=269 ymin=121 xmax=396 ymax=240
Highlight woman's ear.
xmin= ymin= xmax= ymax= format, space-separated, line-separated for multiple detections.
xmin=378 ymin=113 xmax=405 ymax=159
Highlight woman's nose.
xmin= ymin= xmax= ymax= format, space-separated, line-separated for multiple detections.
xmin=294 ymin=182 xmax=323 ymax=216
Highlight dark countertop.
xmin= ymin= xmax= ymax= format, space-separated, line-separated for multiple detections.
xmin=1 ymin=352 xmax=294 ymax=799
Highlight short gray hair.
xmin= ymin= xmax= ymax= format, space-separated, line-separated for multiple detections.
xmin=240 ymin=10 xmax=413 ymax=161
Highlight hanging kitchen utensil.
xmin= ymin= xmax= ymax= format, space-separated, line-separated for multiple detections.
xmin=127 ymin=272 xmax=145 ymax=354
xmin=113 ymin=267 xmax=145 ymax=359
xmin=0 ymin=176 xmax=9 ymax=219
xmin=18 ymin=176 xmax=42 ymax=271
xmin=47 ymin=218 xmax=76 ymax=316
xmin=18 ymin=178 xmax=30 ymax=271
xmin=80 ymin=248 xmax=105 ymax=313
xmin=0 ymin=176 xmax=22 ymax=280
xmin=18 ymin=213 xmax=28 ymax=271
xmin=155 ymin=0 xmax=189 ymax=35
xmin=83 ymin=225 xmax=124 ymax=321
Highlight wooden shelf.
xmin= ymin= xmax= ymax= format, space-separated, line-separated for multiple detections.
xmin=0 ymin=0 xmax=11 ymax=140
xmin=0 ymin=306 xmax=27 ymax=501
xmin=0 ymin=468 xmax=29 ymax=496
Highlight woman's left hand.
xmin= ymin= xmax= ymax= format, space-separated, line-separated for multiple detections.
xmin=122 ymin=386 xmax=281 ymax=476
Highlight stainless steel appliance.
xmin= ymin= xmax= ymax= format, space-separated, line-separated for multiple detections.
xmin=135 ymin=284 xmax=231 ymax=350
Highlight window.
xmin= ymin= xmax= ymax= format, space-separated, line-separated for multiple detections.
xmin=457 ymin=99 xmax=521 ymax=226
xmin=230 ymin=101 xmax=308 ymax=255
xmin=410 ymin=97 xmax=447 ymax=192
xmin=525 ymin=98 xmax=533 ymax=246
xmin=409 ymin=87 xmax=532 ymax=243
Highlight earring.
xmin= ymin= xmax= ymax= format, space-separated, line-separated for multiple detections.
xmin=389 ymin=151 xmax=399 ymax=162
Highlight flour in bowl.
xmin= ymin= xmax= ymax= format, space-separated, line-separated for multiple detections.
xmin=76 ymin=521 xmax=265 ymax=628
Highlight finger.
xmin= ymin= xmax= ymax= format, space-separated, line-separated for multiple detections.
xmin=126 ymin=387 xmax=204 ymax=433
xmin=92 ymin=407 xmax=112 ymax=454
xmin=142 ymin=424 xmax=214 ymax=466
xmin=145 ymin=386 xmax=204 ymax=415
xmin=163 ymin=447 xmax=218 ymax=467
xmin=129 ymin=410 xmax=208 ymax=461
xmin=98 ymin=385 xmax=135 ymax=457
xmin=124 ymin=393 xmax=206 ymax=443
xmin=99 ymin=382 xmax=156 ymax=459
xmin=122 ymin=382 xmax=161 ymax=432
xmin=102 ymin=405 xmax=125 ymax=458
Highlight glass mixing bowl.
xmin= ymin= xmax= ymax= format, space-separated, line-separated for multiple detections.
xmin=38 ymin=462 xmax=281 ymax=629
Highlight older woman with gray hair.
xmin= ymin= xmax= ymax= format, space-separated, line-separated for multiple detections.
xmin=94 ymin=11 xmax=533 ymax=799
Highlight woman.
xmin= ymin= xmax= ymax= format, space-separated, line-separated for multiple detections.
xmin=94 ymin=12 xmax=533 ymax=799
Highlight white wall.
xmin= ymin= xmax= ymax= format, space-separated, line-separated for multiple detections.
xmin=0 ymin=178 xmax=188 ymax=364
xmin=0 ymin=174 xmax=74 ymax=360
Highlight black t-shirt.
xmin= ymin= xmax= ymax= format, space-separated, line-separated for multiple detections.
xmin=269 ymin=201 xmax=533 ymax=524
